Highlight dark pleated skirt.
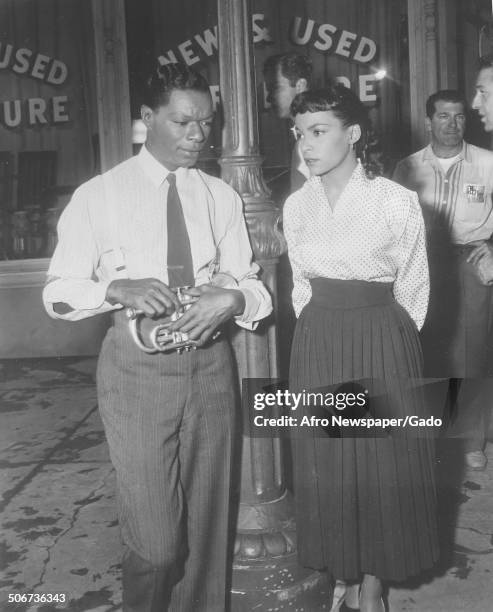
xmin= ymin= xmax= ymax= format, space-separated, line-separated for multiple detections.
xmin=290 ymin=278 xmax=439 ymax=582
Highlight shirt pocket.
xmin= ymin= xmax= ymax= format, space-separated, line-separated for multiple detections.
xmin=455 ymin=188 xmax=491 ymax=225
xmin=98 ymin=248 xmax=128 ymax=280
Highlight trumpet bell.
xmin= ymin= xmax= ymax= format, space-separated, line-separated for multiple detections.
xmin=125 ymin=286 xmax=199 ymax=354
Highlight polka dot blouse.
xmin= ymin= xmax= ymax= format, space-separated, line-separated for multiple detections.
xmin=283 ymin=162 xmax=430 ymax=330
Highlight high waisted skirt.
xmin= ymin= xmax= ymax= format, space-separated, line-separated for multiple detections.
xmin=289 ymin=278 xmax=439 ymax=581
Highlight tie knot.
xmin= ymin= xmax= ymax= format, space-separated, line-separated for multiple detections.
xmin=167 ymin=173 xmax=176 ymax=186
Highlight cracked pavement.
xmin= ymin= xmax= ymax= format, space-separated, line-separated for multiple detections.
xmin=0 ymin=358 xmax=122 ymax=611
xmin=0 ymin=357 xmax=492 ymax=611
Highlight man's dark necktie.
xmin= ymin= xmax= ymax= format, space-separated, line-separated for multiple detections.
xmin=166 ymin=173 xmax=194 ymax=288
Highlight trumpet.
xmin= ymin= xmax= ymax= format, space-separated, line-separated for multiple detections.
xmin=126 ymin=286 xmax=199 ymax=354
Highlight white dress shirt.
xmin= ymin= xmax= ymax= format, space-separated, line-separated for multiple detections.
xmin=43 ymin=146 xmax=272 ymax=328
xmin=284 ymin=162 xmax=429 ymax=330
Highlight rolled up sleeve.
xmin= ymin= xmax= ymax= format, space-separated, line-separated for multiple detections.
xmin=42 ymin=184 xmax=120 ymax=321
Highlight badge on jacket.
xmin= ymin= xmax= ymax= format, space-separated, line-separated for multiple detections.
xmin=464 ymin=184 xmax=486 ymax=203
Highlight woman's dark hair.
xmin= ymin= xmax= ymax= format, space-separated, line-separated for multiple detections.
xmin=140 ymin=62 xmax=210 ymax=110
xmin=290 ymin=84 xmax=381 ymax=179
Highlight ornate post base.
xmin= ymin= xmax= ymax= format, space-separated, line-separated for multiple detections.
xmin=228 ymin=315 xmax=330 ymax=611
xmin=231 ymin=491 xmax=330 ymax=611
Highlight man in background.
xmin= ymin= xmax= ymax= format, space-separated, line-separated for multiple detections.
xmin=261 ymin=53 xmax=314 ymax=382
xmin=263 ymin=52 xmax=312 ymax=191
xmin=394 ymin=89 xmax=493 ymax=471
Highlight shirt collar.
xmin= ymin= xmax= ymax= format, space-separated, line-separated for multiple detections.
xmin=137 ymin=145 xmax=189 ymax=187
xmin=309 ymin=159 xmax=367 ymax=193
xmin=352 ymin=159 xmax=367 ymax=181
xmin=422 ymin=141 xmax=468 ymax=163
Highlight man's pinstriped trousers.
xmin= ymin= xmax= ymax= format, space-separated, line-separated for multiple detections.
xmin=97 ymin=311 xmax=237 ymax=612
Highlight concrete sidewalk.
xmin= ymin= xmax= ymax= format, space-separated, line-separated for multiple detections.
xmin=0 ymin=357 xmax=492 ymax=611
xmin=0 ymin=358 xmax=121 ymax=612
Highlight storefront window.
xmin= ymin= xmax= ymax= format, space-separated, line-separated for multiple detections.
xmin=0 ymin=0 xmax=99 ymax=261
xmin=124 ymin=0 xmax=410 ymax=203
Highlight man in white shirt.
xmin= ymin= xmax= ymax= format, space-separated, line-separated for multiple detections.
xmin=393 ymin=89 xmax=493 ymax=471
xmin=43 ymin=63 xmax=272 ymax=612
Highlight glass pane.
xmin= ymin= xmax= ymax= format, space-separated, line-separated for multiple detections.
xmin=125 ymin=0 xmax=408 ymax=202
xmin=0 ymin=0 xmax=98 ymax=260
xmin=125 ymin=0 xmax=221 ymax=175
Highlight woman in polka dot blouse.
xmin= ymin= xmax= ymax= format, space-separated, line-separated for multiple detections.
xmin=284 ymin=85 xmax=439 ymax=612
